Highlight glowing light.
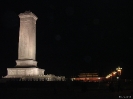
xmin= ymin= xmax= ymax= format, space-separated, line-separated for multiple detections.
xmin=116 ymin=66 xmax=122 ymax=71
xmin=112 ymin=71 xmax=116 ymax=75
xmin=106 ymin=75 xmax=110 ymax=79
xmin=109 ymin=74 xmax=112 ymax=76
xmin=116 ymin=66 xmax=122 ymax=75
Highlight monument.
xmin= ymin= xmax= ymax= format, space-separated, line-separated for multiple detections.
xmin=3 ymin=11 xmax=65 ymax=81
xmin=4 ymin=11 xmax=44 ymax=79
xmin=16 ymin=11 xmax=37 ymax=67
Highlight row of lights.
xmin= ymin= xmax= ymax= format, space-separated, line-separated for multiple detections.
xmin=106 ymin=66 xmax=122 ymax=79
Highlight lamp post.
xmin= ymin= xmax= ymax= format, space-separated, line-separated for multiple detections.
xmin=116 ymin=66 xmax=122 ymax=80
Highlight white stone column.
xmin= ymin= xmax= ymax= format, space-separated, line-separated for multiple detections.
xmin=16 ymin=11 xmax=38 ymax=67
xmin=4 ymin=11 xmax=45 ymax=79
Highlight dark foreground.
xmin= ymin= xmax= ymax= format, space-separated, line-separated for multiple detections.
xmin=0 ymin=81 xmax=133 ymax=99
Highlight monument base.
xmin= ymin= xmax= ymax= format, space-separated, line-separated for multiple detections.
xmin=3 ymin=68 xmax=65 ymax=81
xmin=16 ymin=60 xmax=37 ymax=67
xmin=5 ymin=68 xmax=44 ymax=78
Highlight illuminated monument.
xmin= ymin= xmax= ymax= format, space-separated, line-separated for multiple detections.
xmin=4 ymin=11 xmax=65 ymax=81
xmin=16 ymin=11 xmax=37 ymax=67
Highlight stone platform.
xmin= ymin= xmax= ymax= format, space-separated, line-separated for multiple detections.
xmin=5 ymin=68 xmax=44 ymax=78
xmin=3 ymin=68 xmax=65 ymax=81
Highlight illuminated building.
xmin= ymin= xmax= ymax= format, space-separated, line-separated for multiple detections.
xmin=71 ymin=73 xmax=105 ymax=82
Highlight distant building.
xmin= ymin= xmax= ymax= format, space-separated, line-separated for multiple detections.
xmin=71 ymin=73 xmax=105 ymax=82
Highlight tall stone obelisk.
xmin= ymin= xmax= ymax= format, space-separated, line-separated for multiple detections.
xmin=4 ymin=11 xmax=44 ymax=78
xmin=3 ymin=11 xmax=65 ymax=81
xmin=16 ymin=11 xmax=37 ymax=67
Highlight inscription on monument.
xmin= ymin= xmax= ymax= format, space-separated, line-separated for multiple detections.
xmin=19 ymin=22 xmax=29 ymax=59
xmin=16 ymin=11 xmax=37 ymax=67
xmin=18 ymin=14 xmax=37 ymax=60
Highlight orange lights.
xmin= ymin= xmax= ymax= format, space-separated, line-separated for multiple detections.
xmin=106 ymin=74 xmax=111 ymax=79
xmin=106 ymin=66 xmax=122 ymax=80
xmin=116 ymin=66 xmax=122 ymax=76
xmin=109 ymin=74 xmax=112 ymax=76
xmin=112 ymin=71 xmax=116 ymax=75
xmin=116 ymin=66 xmax=122 ymax=71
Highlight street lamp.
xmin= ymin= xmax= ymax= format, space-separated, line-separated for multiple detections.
xmin=116 ymin=66 xmax=122 ymax=76
xmin=116 ymin=66 xmax=122 ymax=79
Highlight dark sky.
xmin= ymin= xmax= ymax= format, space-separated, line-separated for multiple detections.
xmin=0 ymin=0 xmax=133 ymax=78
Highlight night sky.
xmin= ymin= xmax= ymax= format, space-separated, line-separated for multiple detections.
xmin=0 ymin=1 xmax=133 ymax=78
